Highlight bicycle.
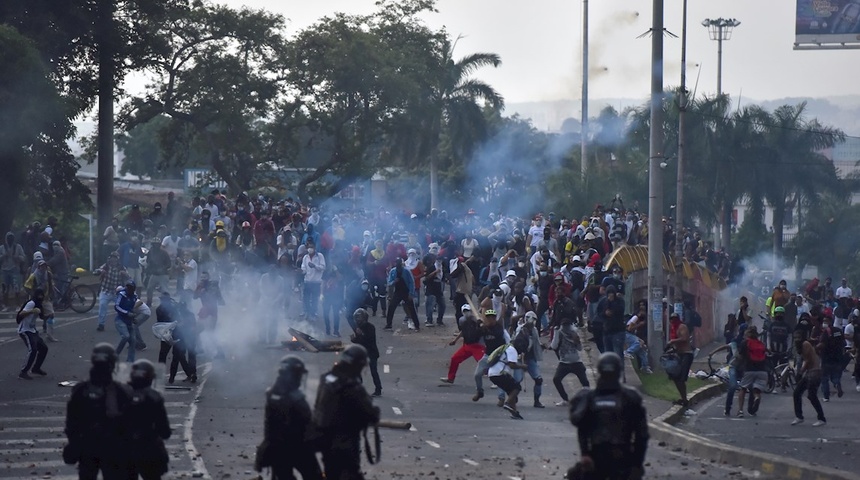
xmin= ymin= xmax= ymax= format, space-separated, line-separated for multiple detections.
xmin=53 ymin=275 xmax=97 ymax=314
xmin=765 ymin=351 xmax=796 ymax=394
xmin=706 ymin=351 xmax=734 ymax=387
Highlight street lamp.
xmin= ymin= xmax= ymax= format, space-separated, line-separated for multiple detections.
xmin=701 ymin=18 xmax=741 ymax=96
xmin=702 ymin=17 xmax=739 ymax=251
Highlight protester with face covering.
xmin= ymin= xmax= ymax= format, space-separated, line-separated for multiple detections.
xmin=16 ymin=288 xmax=49 ymax=380
xmin=24 ymin=260 xmax=58 ymax=342
xmin=64 ymin=343 xmax=134 ymax=480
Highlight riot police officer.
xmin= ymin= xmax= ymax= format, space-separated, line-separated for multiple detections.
xmin=64 ymin=343 xmax=134 ymax=480
xmin=127 ymin=359 xmax=172 ymax=480
xmin=313 ymin=344 xmax=381 ymax=480
xmin=255 ymin=355 xmax=322 ymax=480
xmin=568 ymin=352 xmax=649 ymax=480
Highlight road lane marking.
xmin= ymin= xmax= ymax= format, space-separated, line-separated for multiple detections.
xmin=409 ymin=425 xmax=417 ymax=432
xmin=0 ymin=313 xmax=98 ymax=346
xmin=386 ymin=347 xmax=393 ymax=355
xmin=392 ymin=407 xmax=402 ymax=415
xmin=383 ymin=364 xmax=390 ymax=373
xmin=462 ymin=458 xmax=479 ymax=466
xmin=184 ymin=362 xmax=213 ymax=480
xmin=425 ymin=440 xmax=441 ymax=448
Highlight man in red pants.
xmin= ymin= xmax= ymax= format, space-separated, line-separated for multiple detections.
xmin=440 ymin=305 xmax=487 ymax=384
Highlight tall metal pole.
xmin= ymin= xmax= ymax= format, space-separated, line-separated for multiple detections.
xmin=717 ymin=34 xmax=723 ymax=97
xmin=581 ymin=0 xmax=589 ymax=181
xmin=648 ymin=0 xmax=666 ymax=363
xmin=96 ymin=0 xmax=115 ymax=235
xmin=674 ymin=0 xmax=688 ymax=311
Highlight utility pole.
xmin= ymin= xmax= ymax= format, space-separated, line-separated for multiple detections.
xmin=702 ymin=17 xmax=741 ymax=251
xmin=581 ymin=0 xmax=589 ymax=181
xmin=647 ymin=0 xmax=666 ymax=364
xmin=674 ymin=0 xmax=689 ymax=316
xmin=96 ymin=0 xmax=115 ymax=234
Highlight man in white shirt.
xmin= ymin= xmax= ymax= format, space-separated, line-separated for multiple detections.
xmin=836 ymin=278 xmax=852 ymax=299
xmin=17 ymin=289 xmax=49 ymax=380
xmin=300 ymin=241 xmax=326 ymax=318
xmin=488 ymin=333 xmax=527 ymax=419
xmin=179 ymin=250 xmax=198 ymax=307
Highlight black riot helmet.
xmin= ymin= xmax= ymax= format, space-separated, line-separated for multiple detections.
xmin=338 ymin=344 xmax=369 ymax=372
xmin=275 ymin=355 xmax=308 ymax=392
xmin=596 ymin=352 xmax=623 ymax=390
xmin=91 ymin=342 xmax=118 ymax=368
xmin=353 ymin=308 xmax=369 ymax=325
xmin=130 ymin=359 xmax=156 ymax=389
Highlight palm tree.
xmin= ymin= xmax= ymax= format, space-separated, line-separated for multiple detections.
xmin=757 ymin=102 xmax=845 ymax=258
xmin=421 ymin=40 xmax=504 ymax=210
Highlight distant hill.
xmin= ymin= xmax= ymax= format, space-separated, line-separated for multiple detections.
xmin=507 ymin=96 xmax=860 ymax=136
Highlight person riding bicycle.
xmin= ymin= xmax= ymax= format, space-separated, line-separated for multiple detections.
xmin=769 ymin=306 xmax=791 ymax=362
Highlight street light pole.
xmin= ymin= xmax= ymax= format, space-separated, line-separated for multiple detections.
xmin=674 ymin=0 xmax=688 ymax=312
xmin=702 ymin=17 xmax=740 ymax=252
xmin=581 ymin=0 xmax=589 ymax=181
xmin=647 ymin=0 xmax=666 ymax=365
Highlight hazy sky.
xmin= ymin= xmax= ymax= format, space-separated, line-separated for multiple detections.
xmin=214 ymin=0 xmax=858 ymax=105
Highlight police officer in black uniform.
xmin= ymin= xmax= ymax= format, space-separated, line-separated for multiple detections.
xmin=568 ymin=352 xmax=649 ymax=480
xmin=127 ymin=359 xmax=172 ymax=480
xmin=255 ymin=355 xmax=322 ymax=480
xmin=64 ymin=343 xmax=134 ymax=480
xmin=313 ymin=344 xmax=381 ymax=480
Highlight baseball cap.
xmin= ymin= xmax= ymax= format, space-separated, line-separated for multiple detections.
xmin=461 ymin=304 xmax=472 ymax=312
xmin=572 ymin=255 xmax=581 ymax=262
xmin=505 ymin=270 xmax=517 ymax=277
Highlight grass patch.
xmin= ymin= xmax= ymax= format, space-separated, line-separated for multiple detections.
xmin=638 ymin=372 xmax=712 ymax=402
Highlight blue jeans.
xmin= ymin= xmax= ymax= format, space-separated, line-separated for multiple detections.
xmin=115 ymin=318 xmax=136 ymax=362
xmin=603 ymin=331 xmax=626 ymax=358
xmin=425 ymin=292 xmax=445 ymax=324
xmin=625 ymin=333 xmax=650 ymax=369
xmin=724 ymin=365 xmax=739 ymax=413
xmin=475 ymin=355 xmax=489 ymax=392
xmin=303 ymin=282 xmax=321 ymax=317
xmin=98 ymin=291 xmax=113 ymax=327
xmin=820 ymin=363 xmax=843 ymax=399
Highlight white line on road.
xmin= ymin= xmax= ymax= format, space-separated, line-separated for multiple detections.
xmin=386 ymin=347 xmax=393 ymax=355
xmin=383 ymin=364 xmax=390 ymax=373
xmin=462 ymin=458 xmax=479 ymax=466
xmin=184 ymin=362 xmax=213 ymax=480
xmin=409 ymin=425 xmax=417 ymax=432
xmin=391 ymin=407 xmax=402 ymax=415
xmin=0 ymin=313 xmax=98 ymax=346
xmin=425 ymin=440 xmax=441 ymax=448
xmin=508 ymin=477 xmax=523 ymax=480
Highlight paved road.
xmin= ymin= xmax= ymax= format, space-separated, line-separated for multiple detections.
xmin=678 ymin=375 xmax=860 ymax=477
xmin=1 ymin=306 xmax=770 ymax=479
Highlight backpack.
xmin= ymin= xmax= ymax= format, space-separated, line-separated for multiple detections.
xmin=487 ymin=343 xmax=511 ymax=368
xmin=746 ymin=338 xmax=766 ymax=363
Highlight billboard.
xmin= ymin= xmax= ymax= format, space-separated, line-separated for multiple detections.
xmin=796 ymin=0 xmax=860 ymax=47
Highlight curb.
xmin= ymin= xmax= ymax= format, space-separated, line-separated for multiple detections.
xmin=649 ymin=383 xmax=859 ymax=480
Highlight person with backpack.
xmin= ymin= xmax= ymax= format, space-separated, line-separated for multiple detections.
xmin=736 ymin=325 xmax=768 ymax=418
xmin=16 ymin=288 xmax=49 ymax=380
xmin=769 ymin=306 xmax=791 ymax=363
xmin=472 ymin=308 xmax=511 ymax=402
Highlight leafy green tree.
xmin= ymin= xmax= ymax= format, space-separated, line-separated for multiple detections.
xmin=757 ymin=102 xmax=844 ymax=258
xmin=0 ymin=25 xmax=89 ymax=232
xmin=124 ymin=2 xmax=287 ymax=193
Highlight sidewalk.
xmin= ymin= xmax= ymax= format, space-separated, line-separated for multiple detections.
xmin=581 ymin=336 xmax=860 ymax=480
